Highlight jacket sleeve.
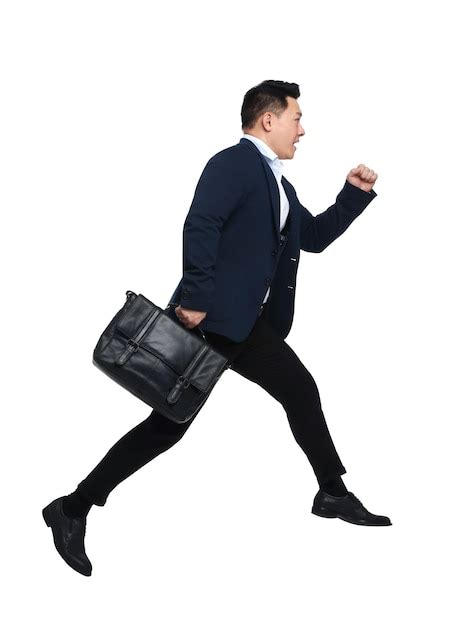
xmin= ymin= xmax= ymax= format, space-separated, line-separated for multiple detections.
xmin=298 ymin=180 xmax=377 ymax=253
xmin=179 ymin=155 xmax=248 ymax=311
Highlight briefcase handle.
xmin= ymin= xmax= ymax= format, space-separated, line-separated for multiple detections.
xmin=164 ymin=303 xmax=207 ymax=342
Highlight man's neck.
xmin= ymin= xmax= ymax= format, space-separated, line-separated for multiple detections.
xmin=244 ymin=131 xmax=270 ymax=145
xmin=242 ymin=132 xmax=278 ymax=160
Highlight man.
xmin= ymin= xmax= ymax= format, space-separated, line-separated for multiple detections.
xmin=43 ymin=80 xmax=391 ymax=577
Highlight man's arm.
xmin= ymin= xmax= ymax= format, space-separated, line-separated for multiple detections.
xmin=298 ymin=180 xmax=377 ymax=253
xmin=179 ymin=155 xmax=247 ymax=311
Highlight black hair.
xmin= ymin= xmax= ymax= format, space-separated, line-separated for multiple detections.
xmin=241 ymin=80 xmax=300 ymax=131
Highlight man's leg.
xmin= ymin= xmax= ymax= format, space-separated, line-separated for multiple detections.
xmin=43 ymin=409 xmax=199 ymax=575
xmin=65 ymin=409 xmax=196 ymax=514
xmin=214 ymin=312 xmax=391 ymax=525
xmin=224 ymin=314 xmax=347 ymax=486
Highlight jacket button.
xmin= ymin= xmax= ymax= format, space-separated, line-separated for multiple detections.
xmin=266 ymin=278 xmax=271 ymax=286
xmin=271 ymin=249 xmax=277 ymax=256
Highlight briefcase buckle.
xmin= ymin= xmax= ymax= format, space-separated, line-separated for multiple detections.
xmin=177 ymin=376 xmax=191 ymax=389
xmin=127 ymin=339 xmax=139 ymax=352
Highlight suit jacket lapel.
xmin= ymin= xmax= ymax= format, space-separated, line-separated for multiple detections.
xmin=239 ymin=137 xmax=287 ymax=244
xmin=280 ymin=177 xmax=293 ymax=232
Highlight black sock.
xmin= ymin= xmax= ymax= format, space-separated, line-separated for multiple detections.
xmin=319 ymin=476 xmax=348 ymax=497
xmin=62 ymin=490 xmax=93 ymax=518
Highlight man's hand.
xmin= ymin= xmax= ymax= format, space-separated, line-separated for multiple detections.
xmin=346 ymin=164 xmax=378 ymax=192
xmin=174 ymin=305 xmax=207 ymax=330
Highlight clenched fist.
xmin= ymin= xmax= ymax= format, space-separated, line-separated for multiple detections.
xmin=174 ymin=305 xmax=207 ymax=330
xmin=346 ymin=164 xmax=378 ymax=192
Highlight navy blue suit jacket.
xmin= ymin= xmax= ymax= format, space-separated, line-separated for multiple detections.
xmin=167 ymin=137 xmax=377 ymax=342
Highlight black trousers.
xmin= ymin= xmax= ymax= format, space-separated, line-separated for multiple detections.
xmin=76 ymin=304 xmax=346 ymax=506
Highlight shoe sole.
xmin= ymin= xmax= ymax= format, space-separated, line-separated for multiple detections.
xmin=312 ymin=506 xmax=392 ymax=526
xmin=42 ymin=500 xmax=93 ymax=576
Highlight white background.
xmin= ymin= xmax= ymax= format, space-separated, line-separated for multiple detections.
xmin=1 ymin=0 xmax=451 ymax=624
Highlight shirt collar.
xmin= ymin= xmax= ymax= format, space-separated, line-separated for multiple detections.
xmin=241 ymin=133 xmax=283 ymax=172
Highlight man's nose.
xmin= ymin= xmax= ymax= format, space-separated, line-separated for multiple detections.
xmin=298 ymin=123 xmax=305 ymax=136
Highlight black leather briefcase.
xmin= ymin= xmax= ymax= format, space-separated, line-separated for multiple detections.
xmin=92 ymin=290 xmax=231 ymax=423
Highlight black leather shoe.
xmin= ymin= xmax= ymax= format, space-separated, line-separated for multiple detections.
xmin=42 ymin=496 xmax=92 ymax=576
xmin=312 ymin=490 xmax=392 ymax=526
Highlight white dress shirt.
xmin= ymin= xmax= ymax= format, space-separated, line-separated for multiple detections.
xmin=241 ymin=133 xmax=290 ymax=304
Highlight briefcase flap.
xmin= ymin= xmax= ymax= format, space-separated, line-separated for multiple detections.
xmin=115 ymin=294 xmax=227 ymax=393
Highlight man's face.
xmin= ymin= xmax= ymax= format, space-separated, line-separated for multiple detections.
xmin=263 ymin=96 xmax=305 ymax=160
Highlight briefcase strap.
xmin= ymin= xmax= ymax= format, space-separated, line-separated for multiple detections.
xmin=167 ymin=342 xmax=210 ymax=404
xmin=115 ymin=309 xmax=160 ymax=366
